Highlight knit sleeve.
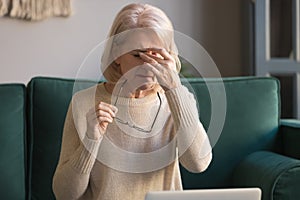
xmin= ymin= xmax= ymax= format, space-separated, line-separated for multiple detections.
xmin=165 ymin=85 xmax=212 ymax=173
xmin=52 ymin=101 xmax=101 ymax=200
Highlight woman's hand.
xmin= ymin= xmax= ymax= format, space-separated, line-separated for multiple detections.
xmin=86 ymin=102 xmax=118 ymax=140
xmin=139 ymin=48 xmax=181 ymax=91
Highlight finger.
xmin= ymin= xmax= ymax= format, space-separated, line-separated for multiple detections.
xmin=143 ymin=49 xmax=164 ymax=59
xmin=140 ymin=52 xmax=176 ymax=72
xmin=139 ymin=52 xmax=159 ymax=64
xmin=144 ymin=62 xmax=180 ymax=91
xmin=146 ymin=48 xmax=173 ymax=61
xmin=97 ymin=101 xmax=118 ymax=113
xmin=143 ymin=62 xmax=162 ymax=77
xmin=86 ymin=109 xmax=111 ymax=126
xmin=96 ymin=102 xmax=118 ymax=117
xmin=96 ymin=110 xmax=114 ymax=120
xmin=142 ymin=52 xmax=167 ymax=64
xmin=144 ymin=61 xmax=179 ymax=79
xmin=98 ymin=116 xmax=113 ymax=123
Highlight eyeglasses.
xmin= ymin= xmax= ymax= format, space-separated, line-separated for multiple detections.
xmin=113 ymin=80 xmax=162 ymax=133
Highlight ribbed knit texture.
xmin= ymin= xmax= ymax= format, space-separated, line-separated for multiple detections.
xmin=52 ymin=83 xmax=212 ymax=200
xmin=70 ymin=136 xmax=101 ymax=174
xmin=165 ymin=86 xmax=200 ymax=128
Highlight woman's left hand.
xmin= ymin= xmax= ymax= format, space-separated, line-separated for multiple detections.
xmin=139 ymin=48 xmax=181 ymax=91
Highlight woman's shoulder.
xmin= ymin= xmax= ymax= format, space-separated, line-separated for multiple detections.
xmin=72 ymin=83 xmax=107 ymax=104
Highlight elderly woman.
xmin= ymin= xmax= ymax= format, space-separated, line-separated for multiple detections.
xmin=52 ymin=3 xmax=212 ymax=200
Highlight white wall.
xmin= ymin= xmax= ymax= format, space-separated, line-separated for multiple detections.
xmin=0 ymin=0 xmax=202 ymax=83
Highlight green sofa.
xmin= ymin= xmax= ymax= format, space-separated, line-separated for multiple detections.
xmin=0 ymin=76 xmax=300 ymax=200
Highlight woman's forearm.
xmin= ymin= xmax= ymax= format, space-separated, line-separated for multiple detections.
xmin=52 ymin=137 xmax=100 ymax=199
xmin=165 ymin=85 xmax=212 ymax=172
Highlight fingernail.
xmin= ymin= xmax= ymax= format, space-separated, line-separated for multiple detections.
xmin=113 ymin=106 xmax=118 ymax=113
xmin=112 ymin=112 xmax=116 ymax=117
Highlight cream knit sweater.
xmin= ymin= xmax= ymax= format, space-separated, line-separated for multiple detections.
xmin=52 ymin=83 xmax=212 ymax=200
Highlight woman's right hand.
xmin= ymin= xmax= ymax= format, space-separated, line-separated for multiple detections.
xmin=86 ymin=102 xmax=118 ymax=140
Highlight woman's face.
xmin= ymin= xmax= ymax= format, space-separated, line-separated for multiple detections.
xmin=115 ymin=31 xmax=164 ymax=92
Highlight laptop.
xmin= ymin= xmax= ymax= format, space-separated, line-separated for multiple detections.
xmin=145 ymin=188 xmax=261 ymax=200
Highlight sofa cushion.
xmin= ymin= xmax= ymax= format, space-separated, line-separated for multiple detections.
xmin=180 ymin=77 xmax=280 ymax=188
xmin=280 ymin=119 xmax=300 ymax=159
xmin=27 ymin=77 xmax=95 ymax=200
xmin=232 ymin=151 xmax=300 ymax=200
xmin=0 ymin=84 xmax=26 ymax=200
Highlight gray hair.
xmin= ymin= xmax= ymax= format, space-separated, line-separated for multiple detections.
xmin=101 ymin=3 xmax=181 ymax=83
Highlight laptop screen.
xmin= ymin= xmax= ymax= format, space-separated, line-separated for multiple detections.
xmin=145 ymin=188 xmax=261 ymax=200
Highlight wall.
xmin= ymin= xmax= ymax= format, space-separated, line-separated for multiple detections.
xmin=0 ymin=0 xmax=248 ymax=83
xmin=196 ymin=0 xmax=252 ymax=77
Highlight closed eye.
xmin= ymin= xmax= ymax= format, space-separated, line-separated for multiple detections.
xmin=131 ymin=50 xmax=147 ymax=58
xmin=132 ymin=54 xmax=140 ymax=57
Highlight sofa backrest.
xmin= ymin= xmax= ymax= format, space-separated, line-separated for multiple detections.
xmin=26 ymin=76 xmax=280 ymax=198
xmin=0 ymin=84 xmax=26 ymax=200
xmin=180 ymin=77 xmax=280 ymax=188
xmin=27 ymin=77 xmax=95 ymax=200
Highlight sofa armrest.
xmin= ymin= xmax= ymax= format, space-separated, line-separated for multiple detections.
xmin=280 ymin=119 xmax=300 ymax=159
xmin=232 ymin=151 xmax=300 ymax=200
